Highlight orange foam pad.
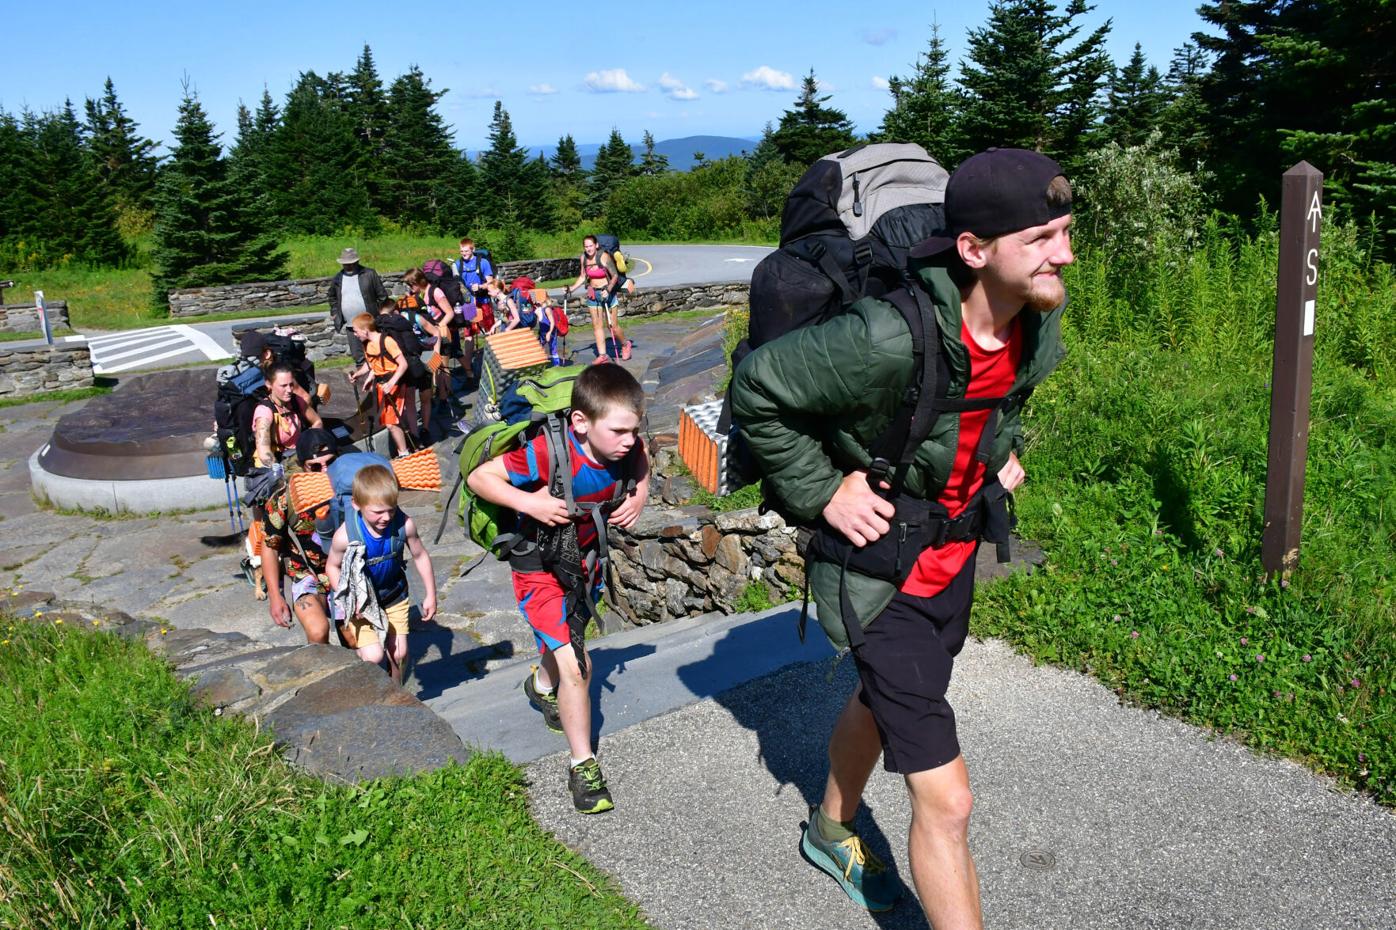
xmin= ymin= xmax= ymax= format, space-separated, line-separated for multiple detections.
xmin=484 ymin=328 xmax=550 ymax=370
xmin=246 ymin=518 xmax=266 ymax=553
xmin=678 ymin=407 xmax=720 ymax=495
xmin=287 ymin=449 xmax=443 ymax=513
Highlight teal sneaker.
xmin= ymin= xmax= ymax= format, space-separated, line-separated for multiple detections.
xmin=568 ymin=758 xmax=614 ymax=814
xmin=523 ymin=669 xmax=563 ymax=733
xmin=800 ymin=807 xmax=899 ymax=912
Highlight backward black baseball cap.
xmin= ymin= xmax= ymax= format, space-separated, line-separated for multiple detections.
xmin=295 ymin=428 xmax=338 ymax=465
xmin=910 ymin=148 xmax=1071 ymax=260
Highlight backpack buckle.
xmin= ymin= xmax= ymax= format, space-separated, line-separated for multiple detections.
xmin=866 ymin=457 xmax=893 ymax=494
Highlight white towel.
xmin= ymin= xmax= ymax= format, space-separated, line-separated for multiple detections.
xmin=332 ymin=540 xmax=388 ymax=638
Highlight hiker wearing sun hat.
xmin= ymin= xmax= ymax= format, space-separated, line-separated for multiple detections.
xmin=328 ymin=246 xmax=389 ymax=366
xmin=730 ymin=147 xmax=1075 ymax=925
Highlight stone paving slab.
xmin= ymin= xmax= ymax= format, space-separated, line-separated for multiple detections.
xmin=526 ymin=637 xmax=1396 ymax=930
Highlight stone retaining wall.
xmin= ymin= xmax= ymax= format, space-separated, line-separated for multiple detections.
xmin=232 ymin=316 xmax=347 ymax=364
xmin=0 ymin=590 xmax=470 ymax=782
xmin=168 ymin=258 xmax=579 ymax=317
xmin=0 ymin=300 xmax=70 ymax=333
xmin=0 ymin=343 xmax=95 ymax=398
xmin=617 ymin=282 xmax=749 ymax=319
xmin=607 ymin=505 xmax=802 ymax=625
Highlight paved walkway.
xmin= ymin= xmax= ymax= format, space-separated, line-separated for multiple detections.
xmin=2 ymin=313 xmax=1393 ymax=929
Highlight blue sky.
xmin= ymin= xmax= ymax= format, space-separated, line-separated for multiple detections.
xmin=2 ymin=0 xmax=1209 ymax=155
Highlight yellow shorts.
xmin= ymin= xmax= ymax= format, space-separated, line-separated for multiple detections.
xmin=350 ymin=598 xmax=411 ymax=648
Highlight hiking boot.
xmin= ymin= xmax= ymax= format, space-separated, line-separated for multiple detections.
xmin=568 ymin=758 xmax=614 ymax=814
xmin=800 ymin=807 xmax=898 ymax=912
xmin=523 ymin=669 xmax=563 ymax=733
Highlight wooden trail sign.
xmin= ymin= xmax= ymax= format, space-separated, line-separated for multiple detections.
xmin=1261 ymin=162 xmax=1322 ymax=575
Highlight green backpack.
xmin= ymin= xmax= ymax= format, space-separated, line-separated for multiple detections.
xmin=458 ymin=365 xmax=587 ymax=559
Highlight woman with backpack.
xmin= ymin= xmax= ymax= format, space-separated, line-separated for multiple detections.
xmin=564 ymin=234 xmax=631 ymax=363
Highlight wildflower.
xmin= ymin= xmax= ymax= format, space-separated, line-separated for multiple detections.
xmin=92 ymin=620 xmax=100 ymax=626
xmin=1280 ymin=578 xmax=1290 ymax=589
xmin=54 ymin=618 xmax=62 ymax=625
xmin=1240 ymin=637 xmax=1249 ymax=646
xmin=34 ymin=611 xmax=42 ymax=617
xmin=1255 ymin=654 xmax=1264 ymax=663
xmin=1110 ymin=559 xmax=1118 ymax=567
xmin=1273 ymin=690 xmax=1282 ymax=699
xmin=1350 ymin=678 xmax=1361 ymax=689
xmin=1 ymin=639 xmax=9 ymax=646
xmin=1214 ymin=548 xmax=1224 ymax=559
xmin=1302 ymin=654 xmax=1312 ymax=663
xmin=160 ymin=628 xmax=169 ymax=636
xmin=1245 ymin=606 xmax=1257 ymax=615
xmin=1131 ymin=630 xmax=1140 ymax=639
xmin=1359 ymin=753 xmax=1367 ymax=763
xmin=1229 ymin=674 xmax=1238 ymax=682
xmin=1113 ymin=614 xmax=1122 ymax=622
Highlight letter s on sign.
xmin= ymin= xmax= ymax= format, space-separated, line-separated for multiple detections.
xmin=1306 ymin=248 xmax=1318 ymax=287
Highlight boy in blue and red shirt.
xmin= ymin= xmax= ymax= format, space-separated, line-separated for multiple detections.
xmin=467 ymin=363 xmax=649 ymax=813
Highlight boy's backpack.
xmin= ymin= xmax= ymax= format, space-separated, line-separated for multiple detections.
xmin=457 ymin=365 xmax=633 ymax=560
xmin=213 ymin=359 xmax=270 ymax=477
xmin=737 ymin=142 xmax=948 ymax=371
xmin=594 ymin=234 xmax=628 ymax=274
xmin=344 ymin=506 xmax=407 ymax=572
xmin=422 ymin=259 xmax=466 ymax=308
xmin=311 ymin=450 xmax=396 ymax=555
xmin=376 ymin=314 xmax=427 ymax=359
xmin=453 ymin=250 xmax=493 ymax=302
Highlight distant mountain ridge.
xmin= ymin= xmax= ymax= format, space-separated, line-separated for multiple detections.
xmin=526 ymin=134 xmax=759 ymax=171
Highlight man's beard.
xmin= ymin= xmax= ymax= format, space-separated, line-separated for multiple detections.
xmin=1024 ymin=272 xmax=1064 ymax=313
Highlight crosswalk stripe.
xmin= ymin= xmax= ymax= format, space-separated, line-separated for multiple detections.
xmin=87 ymin=328 xmax=179 ymax=349
xmin=93 ymin=335 xmax=187 ymax=365
xmin=172 ymin=324 xmax=233 ymax=361
xmin=96 ymin=344 xmax=205 ymax=374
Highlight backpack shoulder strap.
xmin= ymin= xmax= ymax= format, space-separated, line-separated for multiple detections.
xmin=871 ymin=286 xmax=938 ymax=493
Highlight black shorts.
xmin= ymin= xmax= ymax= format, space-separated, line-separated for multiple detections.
xmin=853 ymin=550 xmax=977 ymax=775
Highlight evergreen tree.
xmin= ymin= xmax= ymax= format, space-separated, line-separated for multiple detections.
xmin=1102 ymin=43 xmax=1168 ymax=147
xmin=151 ymin=88 xmax=286 ymax=308
xmin=587 ymin=128 xmax=635 ymax=217
xmin=263 ymin=72 xmax=373 ymax=234
xmin=476 ymin=100 xmax=531 ymax=226
xmin=381 ymin=66 xmax=458 ymax=229
xmin=549 ymin=134 xmax=586 ymax=229
xmin=639 ymin=130 xmax=670 ymax=175
xmin=82 ymin=77 xmax=159 ymax=213
xmin=0 ymin=111 xmax=25 ymax=247
xmin=957 ymin=0 xmax=1112 ymax=170
xmin=745 ymin=122 xmax=801 ymax=220
xmin=550 ymin=134 xmax=584 ymax=183
xmin=228 ymin=88 xmax=280 ymax=220
xmin=436 ymin=151 xmax=480 ymax=235
xmin=347 ymin=44 xmax=391 ymax=211
xmin=769 ymin=70 xmax=858 ymax=168
xmin=876 ymin=22 xmax=966 ymax=164
xmin=22 ymin=104 xmax=128 ymax=267
xmin=1160 ymin=41 xmax=1211 ymax=170
xmin=523 ymin=153 xmax=559 ymax=232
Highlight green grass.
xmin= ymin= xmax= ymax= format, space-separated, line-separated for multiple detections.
xmin=0 ymin=384 xmax=112 ymax=410
xmin=0 ymin=618 xmax=655 ymax=930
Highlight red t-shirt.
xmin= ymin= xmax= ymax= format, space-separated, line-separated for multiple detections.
xmin=900 ymin=318 xmax=1021 ymax=597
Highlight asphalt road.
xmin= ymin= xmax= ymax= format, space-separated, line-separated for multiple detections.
xmin=11 ymin=243 xmax=773 ymax=376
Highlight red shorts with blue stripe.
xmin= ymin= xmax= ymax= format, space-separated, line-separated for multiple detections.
xmin=513 ymin=570 xmax=600 ymax=654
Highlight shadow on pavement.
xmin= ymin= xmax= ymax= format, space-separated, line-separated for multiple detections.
xmin=408 ymin=618 xmax=516 ymax=701
xmin=589 ymin=641 xmax=658 ymax=750
xmin=675 ymin=612 xmax=930 ymax=929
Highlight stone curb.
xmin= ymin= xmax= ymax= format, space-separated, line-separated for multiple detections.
xmin=1 ymin=590 xmax=470 ymax=783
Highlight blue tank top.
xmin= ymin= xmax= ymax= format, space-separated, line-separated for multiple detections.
xmin=355 ymin=510 xmax=408 ymax=606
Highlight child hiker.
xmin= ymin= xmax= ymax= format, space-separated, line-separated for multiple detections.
xmin=326 ymin=464 xmax=437 ymax=685
xmin=466 ymin=363 xmax=649 ymax=813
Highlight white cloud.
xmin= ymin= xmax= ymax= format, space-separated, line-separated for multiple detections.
xmin=872 ymin=75 xmax=890 ymax=90
xmin=528 ymin=83 xmax=558 ymax=95
xmin=705 ymin=79 xmax=729 ymax=94
xmin=740 ymin=65 xmax=796 ymax=91
xmin=863 ymin=27 xmax=897 ymax=46
xmin=659 ymin=72 xmax=700 ymax=101
xmin=458 ymin=86 xmax=502 ymax=99
xmin=584 ymin=68 xmax=645 ymax=93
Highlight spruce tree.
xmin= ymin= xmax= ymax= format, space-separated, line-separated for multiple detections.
xmin=639 ymin=130 xmax=670 ymax=175
xmin=264 ymin=72 xmax=374 ymax=234
xmin=1102 ymin=44 xmax=1168 ymax=146
xmin=876 ymin=22 xmax=966 ymax=164
xmin=587 ymin=129 xmax=635 ymax=217
xmin=347 ymin=45 xmax=391 ymax=212
xmin=21 ymin=104 xmax=128 ymax=267
xmin=550 ymin=134 xmax=584 ymax=182
xmin=0 ymin=111 xmax=25 ymax=248
xmin=1051 ymin=0 xmax=1113 ymax=173
xmin=769 ymin=70 xmax=858 ymax=168
xmin=549 ymin=134 xmax=586 ymax=229
xmin=82 ymin=77 xmax=159 ymax=214
xmin=151 ymin=88 xmax=286 ymax=309
xmin=745 ymin=122 xmax=801 ymax=219
xmin=1160 ymin=42 xmax=1212 ymax=172
xmin=380 ymin=66 xmax=458 ymax=230
xmin=477 ymin=100 xmax=531 ymax=226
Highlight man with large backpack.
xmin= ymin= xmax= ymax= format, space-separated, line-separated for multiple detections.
xmin=729 ymin=148 xmax=1075 ymax=925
